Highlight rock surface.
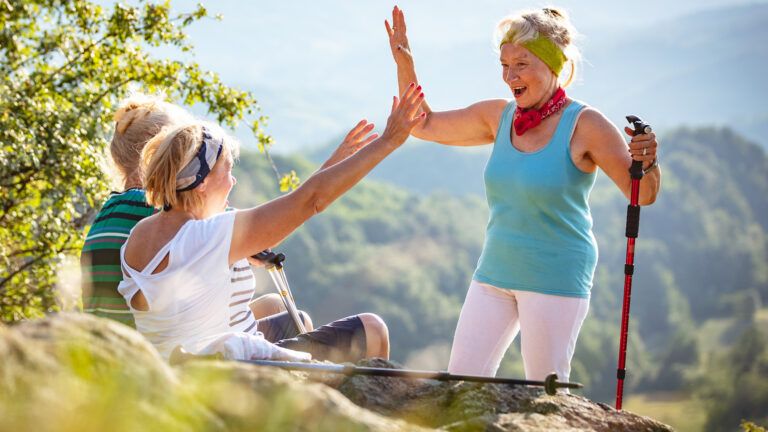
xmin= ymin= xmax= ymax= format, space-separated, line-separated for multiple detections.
xmin=0 ymin=314 xmax=673 ymax=431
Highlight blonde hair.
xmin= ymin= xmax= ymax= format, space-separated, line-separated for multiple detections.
xmin=141 ymin=122 xmax=239 ymax=211
xmin=110 ymin=93 xmax=192 ymax=182
xmin=494 ymin=7 xmax=581 ymax=87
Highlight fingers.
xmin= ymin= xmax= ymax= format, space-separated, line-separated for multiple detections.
xmin=405 ymin=86 xmax=424 ymax=119
xmin=394 ymin=5 xmax=406 ymax=32
xmin=390 ymin=83 xmax=420 ymax=117
xmin=358 ymin=133 xmax=379 ymax=148
xmin=345 ymin=119 xmax=368 ymax=140
xmin=627 ymin=132 xmax=657 ymax=150
xmin=349 ymin=122 xmax=375 ymax=144
xmin=384 ymin=19 xmax=393 ymax=37
xmin=627 ymin=131 xmax=658 ymax=161
xmin=391 ymin=95 xmax=399 ymax=114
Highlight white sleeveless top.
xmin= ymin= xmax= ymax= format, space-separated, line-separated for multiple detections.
xmin=118 ymin=210 xmax=309 ymax=362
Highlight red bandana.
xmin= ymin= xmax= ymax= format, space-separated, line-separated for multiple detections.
xmin=513 ymin=87 xmax=567 ymax=136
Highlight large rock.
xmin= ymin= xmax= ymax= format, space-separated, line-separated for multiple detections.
xmin=0 ymin=314 xmax=672 ymax=431
xmin=315 ymin=358 xmax=673 ymax=432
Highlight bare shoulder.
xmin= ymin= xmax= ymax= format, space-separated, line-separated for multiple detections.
xmin=574 ymin=106 xmax=625 ymax=146
xmin=130 ymin=213 xmax=158 ymax=235
xmin=473 ymin=99 xmax=511 ymax=136
xmin=575 ymin=107 xmax=617 ymax=136
xmin=474 ymin=99 xmax=510 ymax=120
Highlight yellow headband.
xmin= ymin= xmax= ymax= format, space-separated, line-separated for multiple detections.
xmin=500 ymin=33 xmax=567 ymax=75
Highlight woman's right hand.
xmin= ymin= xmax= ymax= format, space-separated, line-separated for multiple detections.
xmin=385 ymin=6 xmax=414 ymax=66
xmin=380 ymin=82 xmax=426 ymax=146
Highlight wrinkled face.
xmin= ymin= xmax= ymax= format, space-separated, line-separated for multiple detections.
xmin=201 ymin=150 xmax=236 ymax=216
xmin=500 ymin=43 xmax=559 ymax=110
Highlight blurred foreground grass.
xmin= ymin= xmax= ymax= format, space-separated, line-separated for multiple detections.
xmin=0 ymin=314 xmax=401 ymax=432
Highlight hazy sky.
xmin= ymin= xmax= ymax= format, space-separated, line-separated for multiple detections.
xmin=165 ymin=0 xmax=765 ymax=152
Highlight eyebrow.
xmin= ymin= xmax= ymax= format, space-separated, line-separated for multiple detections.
xmin=500 ymin=55 xmax=529 ymax=62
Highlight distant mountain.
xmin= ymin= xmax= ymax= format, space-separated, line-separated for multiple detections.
xmin=581 ymin=3 xmax=768 ymax=146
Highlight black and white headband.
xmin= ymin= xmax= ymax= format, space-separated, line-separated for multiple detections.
xmin=175 ymin=126 xmax=224 ymax=192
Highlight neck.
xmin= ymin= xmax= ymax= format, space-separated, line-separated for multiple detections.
xmin=533 ymin=85 xmax=560 ymax=110
xmin=162 ymin=207 xmax=200 ymax=221
xmin=123 ymin=172 xmax=142 ymax=191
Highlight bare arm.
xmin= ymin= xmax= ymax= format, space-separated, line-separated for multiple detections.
xmin=577 ymin=109 xmax=661 ymax=205
xmin=228 ymin=86 xmax=425 ymax=264
xmin=385 ymin=6 xmax=507 ymax=146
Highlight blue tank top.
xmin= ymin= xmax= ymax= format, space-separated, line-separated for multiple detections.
xmin=473 ymin=100 xmax=597 ymax=298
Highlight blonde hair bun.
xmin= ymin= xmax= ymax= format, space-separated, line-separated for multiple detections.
xmin=109 ymin=93 xmax=192 ymax=183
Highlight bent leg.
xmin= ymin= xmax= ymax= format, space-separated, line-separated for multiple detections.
xmin=358 ymin=312 xmax=390 ymax=359
xmin=257 ymin=310 xmax=313 ymax=343
xmin=275 ymin=314 xmax=373 ymax=363
xmin=516 ymin=291 xmax=589 ymax=384
xmin=248 ymin=293 xmax=287 ymax=320
xmin=448 ymin=281 xmax=521 ymax=376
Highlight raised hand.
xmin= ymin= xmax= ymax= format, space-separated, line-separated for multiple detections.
xmin=321 ymin=120 xmax=378 ymax=169
xmin=384 ymin=6 xmax=413 ymax=65
xmin=381 ymin=82 xmax=426 ymax=146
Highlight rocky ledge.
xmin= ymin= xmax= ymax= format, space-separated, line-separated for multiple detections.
xmin=0 ymin=313 xmax=673 ymax=431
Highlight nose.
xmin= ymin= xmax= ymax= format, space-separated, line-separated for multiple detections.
xmin=504 ymin=67 xmax=517 ymax=84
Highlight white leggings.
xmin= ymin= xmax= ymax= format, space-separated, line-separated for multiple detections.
xmin=447 ymin=280 xmax=589 ymax=382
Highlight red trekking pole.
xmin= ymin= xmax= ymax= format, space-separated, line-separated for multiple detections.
xmin=615 ymin=115 xmax=652 ymax=410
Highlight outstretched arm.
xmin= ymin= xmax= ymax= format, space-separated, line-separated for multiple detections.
xmin=229 ymin=85 xmax=426 ymax=265
xmin=385 ymin=6 xmax=507 ymax=146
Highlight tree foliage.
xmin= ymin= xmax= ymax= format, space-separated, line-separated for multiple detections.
xmin=0 ymin=0 xmax=281 ymax=322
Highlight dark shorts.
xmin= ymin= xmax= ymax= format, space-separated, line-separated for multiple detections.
xmin=257 ymin=312 xmax=367 ymax=363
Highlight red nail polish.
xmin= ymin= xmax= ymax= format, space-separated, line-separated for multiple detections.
xmin=419 ymin=92 xmax=424 ymax=98
xmin=416 ymin=85 xmax=422 ymax=90
xmin=409 ymin=82 xmax=415 ymax=87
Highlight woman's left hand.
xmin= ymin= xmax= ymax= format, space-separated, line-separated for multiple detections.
xmin=624 ymin=126 xmax=658 ymax=169
xmin=320 ymin=119 xmax=378 ymax=170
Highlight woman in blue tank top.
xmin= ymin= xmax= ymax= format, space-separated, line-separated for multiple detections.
xmin=384 ymin=6 xmax=662 ymax=383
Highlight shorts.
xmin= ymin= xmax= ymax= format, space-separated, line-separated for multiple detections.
xmin=257 ymin=312 xmax=367 ymax=363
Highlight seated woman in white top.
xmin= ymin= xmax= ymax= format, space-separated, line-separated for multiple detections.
xmin=119 ymin=84 xmax=426 ymax=362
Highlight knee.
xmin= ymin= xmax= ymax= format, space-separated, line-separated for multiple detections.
xmin=358 ymin=313 xmax=389 ymax=359
xmin=248 ymin=293 xmax=286 ymax=319
xmin=297 ymin=310 xmax=314 ymax=332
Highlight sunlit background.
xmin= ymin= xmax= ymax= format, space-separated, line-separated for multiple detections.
xmin=179 ymin=0 xmax=767 ymax=153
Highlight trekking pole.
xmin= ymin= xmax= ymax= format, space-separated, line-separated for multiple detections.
xmin=253 ymin=251 xmax=307 ymax=334
xmin=615 ymin=115 xmax=652 ymax=410
xmin=243 ymin=359 xmax=583 ymax=396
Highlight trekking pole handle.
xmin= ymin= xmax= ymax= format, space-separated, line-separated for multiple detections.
xmin=625 ymin=115 xmax=652 ymax=181
xmin=251 ymin=250 xmax=285 ymax=269
xmin=626 ymin=115 xmax=652 ymax=136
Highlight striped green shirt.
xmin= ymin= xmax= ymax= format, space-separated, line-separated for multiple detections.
xmin=80 ymin=188 xmax=156 ymax=327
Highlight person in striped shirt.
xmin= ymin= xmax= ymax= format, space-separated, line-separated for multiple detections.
xmin=80 ymin=94 xmax=192 ymax=327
